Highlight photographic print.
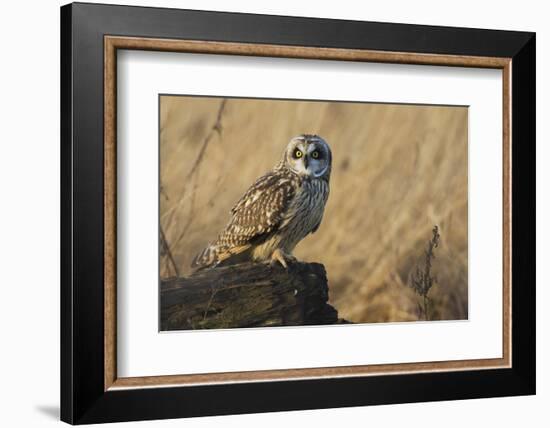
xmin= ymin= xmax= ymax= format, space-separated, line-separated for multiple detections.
xmin=159 ymin=95 xmax=468 ymax=331
xmin=62 ymin=6 xmax=534 ymax=422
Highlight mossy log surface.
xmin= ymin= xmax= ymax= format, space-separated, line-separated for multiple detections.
xmin=160 ymin=262 xmax=348 ymax=330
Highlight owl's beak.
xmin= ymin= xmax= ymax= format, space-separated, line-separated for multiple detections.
xmin=303 ymin=156 xmax=309 ymax=170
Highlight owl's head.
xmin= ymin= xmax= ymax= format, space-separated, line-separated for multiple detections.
xmin=281 ymin=134 xmax=332 ymax=179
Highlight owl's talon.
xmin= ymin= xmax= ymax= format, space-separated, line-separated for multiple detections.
xmin=271 ymin=249 xmax=296 ymax=269
xmin=270 ymin=251 xmax=288 ymax=269
xmin=270 ymin=259 xmax=286 ymax=269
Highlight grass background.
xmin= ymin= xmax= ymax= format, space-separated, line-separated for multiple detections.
xmin=159 ymin=95 xmax=468 ymax=323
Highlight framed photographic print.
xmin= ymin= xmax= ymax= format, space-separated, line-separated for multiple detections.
xmin=60 ymin=2 xmax=536 ymax=424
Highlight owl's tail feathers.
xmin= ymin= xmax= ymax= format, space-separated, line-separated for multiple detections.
xmin=191 ymin=244 xmax=219 ymax=270
xmin=191 ymin=243 xmax=251 ymax=270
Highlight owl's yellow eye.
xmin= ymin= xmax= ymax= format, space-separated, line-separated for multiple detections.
xmin=311 ymin=150 xmax=319 ymax=159
xmin=294 ymin=149 xmax=303 ymax=158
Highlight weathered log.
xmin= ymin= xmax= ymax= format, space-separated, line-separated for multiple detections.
xmin=160 ymin=262 xmax=348 ymax=330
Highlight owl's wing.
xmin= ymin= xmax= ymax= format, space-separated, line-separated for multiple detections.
xmin=228 ymin=172 xmax=296 ymax=241
xmin=192 ymin=172 xmax=297 ymax=268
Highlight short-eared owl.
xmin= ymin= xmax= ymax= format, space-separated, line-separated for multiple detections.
xmin=192 ymin=134 xmax=332 ymax=269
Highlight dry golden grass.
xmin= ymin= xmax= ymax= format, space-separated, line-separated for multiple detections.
xmin=160 ymin=95 xmax=468 ymax=323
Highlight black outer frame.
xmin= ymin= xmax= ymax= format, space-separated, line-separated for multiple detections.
xmin=60 ymin=2 xmax=535 ymax=424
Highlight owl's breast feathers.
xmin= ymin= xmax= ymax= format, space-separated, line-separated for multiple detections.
xmin=191 ymin=169 xmax=329 ymax=269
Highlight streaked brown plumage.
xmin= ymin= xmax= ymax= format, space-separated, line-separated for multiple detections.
xmin=192 ymin=134 xmax=331 ymax=269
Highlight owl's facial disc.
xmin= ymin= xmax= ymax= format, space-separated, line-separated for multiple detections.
xmin=286 ymin=135 xmax=331 ymax=178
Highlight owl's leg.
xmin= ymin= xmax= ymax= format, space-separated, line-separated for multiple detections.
xmin=270 ymin=248 xmax=297 ymax=269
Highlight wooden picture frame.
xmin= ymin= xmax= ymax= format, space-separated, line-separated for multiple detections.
xmin=61 ymin=2 xmax=535 ymax=424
